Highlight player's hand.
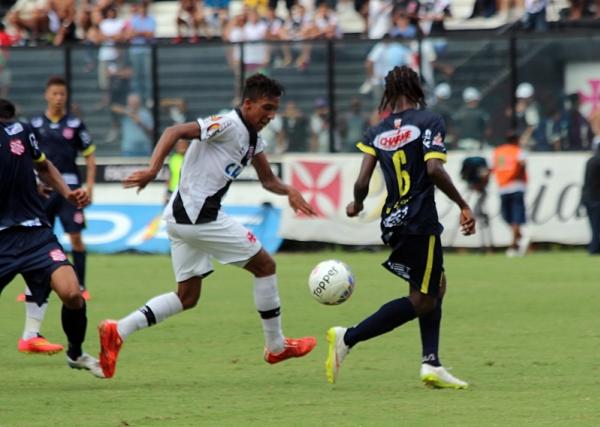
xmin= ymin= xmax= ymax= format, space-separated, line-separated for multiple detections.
xmin=36 ymin=182 xmax=53 ymax=198
xmin=67 ymin=188 xmax=91 ymax=209
xmin=346 ymin=201 xmax=363 ymax=217
xmin=123 ymin=168 xmax=156 ymax=193
xmin=288 ymin=188 xmax=317 ymax=216
xmin=460 ymin=206 xmax=476 ymax=236
xmin=86 ymin=185 xmax=94 ymax=203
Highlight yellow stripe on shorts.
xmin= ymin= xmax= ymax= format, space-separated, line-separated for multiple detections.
xmin=420 ymin=235 xmax=436 ymax=294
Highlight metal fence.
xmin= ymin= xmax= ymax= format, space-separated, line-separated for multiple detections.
xmin=2 ymin=29 xmax=599 ymax=156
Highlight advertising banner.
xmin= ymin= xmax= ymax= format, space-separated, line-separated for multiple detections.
xmin=279 ymin=153 xmax=591 ymax=247
xmin=56 ymin=204 xmax=282 ymax=254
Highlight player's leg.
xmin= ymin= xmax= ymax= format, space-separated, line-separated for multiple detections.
xmin=243 ymin=249 xmax=317 ymax=364
xmin=197 ymin=212 xmax=315 ymax=364
xmin=49 ymin=264 xmax=103 ymax=377
xmin=18 ymin=285 xmax=63 ymax=354
xmin=59 ymin=197 xmax=88 ymax=296
xmin=98 ymin=223 xmax=205 ymax=378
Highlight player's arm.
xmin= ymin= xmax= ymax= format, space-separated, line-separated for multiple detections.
xmin=123 ymin=121 xmax=200 ymax=193
xmin=252 ymin=151 xmax=316 ymax=216
xmin=35 ymin=158 xmax=90 ymax=209
xmin=84 ymin=151 xmax=96 ymax=201
xmin=346 ymin=153 xmax=377 ymax=217
xmin=426 ymin=158 xmax=475 ymax=235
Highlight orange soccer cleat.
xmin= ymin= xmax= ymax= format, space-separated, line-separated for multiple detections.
xmin=81 ymin=289 xmax=91 ymax=301
xmin=98 ymin=320 xmax=123 ymax=378
xmin=264 ymin=337 xmax=317 ymax=364
xmin=18 ymin=335 xmax=64 ymax=354
xmin=16 ymin=293 xmax=26 ymax=302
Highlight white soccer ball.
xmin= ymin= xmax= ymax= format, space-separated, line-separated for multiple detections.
xmin=308 ymin=259 xmax=355 ymax=305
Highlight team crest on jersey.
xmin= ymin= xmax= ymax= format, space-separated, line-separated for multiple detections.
xmin=210 ymin=115 xmax=222 ymax=121
xmin=49 ymin=249 xmax=67 ymax=262
xmin=394 ymin=119 xmax=402 ymax=129
xmin=4 ymin=122 xmax=23 ymax=136
xmin=67 ymin=118 xmax=81 ymax=128
xmin=374 ymin=125 xmax=421 ymax=151
xmin=10 ymin=139 xmax=25 ymax=155
xmin=63 ymin=127 xmax=74 ymax=140
xmin=31 ymin=117 xmax=44 ymax=128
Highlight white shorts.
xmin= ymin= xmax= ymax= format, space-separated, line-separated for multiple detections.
xmin=167 ymin=211 xmax=262 ymax=282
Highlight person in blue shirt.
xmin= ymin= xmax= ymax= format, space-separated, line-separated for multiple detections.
xmin=326 ymin=66 xmax=476 ymax=389
xmin=0 ymin=98 xmax=102 ymax=377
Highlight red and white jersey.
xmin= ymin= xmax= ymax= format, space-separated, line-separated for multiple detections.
xmin=163 ymin=109 xmax=265 ymax=224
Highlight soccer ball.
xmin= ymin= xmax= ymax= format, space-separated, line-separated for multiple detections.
xmin=308 ymin=259 xmax=355 ymax=305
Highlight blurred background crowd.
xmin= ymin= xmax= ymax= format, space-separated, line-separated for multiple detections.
xmin=0 ymin=0 xmax=598 ymax=157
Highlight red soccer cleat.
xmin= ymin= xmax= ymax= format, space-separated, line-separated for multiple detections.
xmin=264 ymin=337 xmax=317 ymax=364
xmin=81 ymin=289 xmax=91 ymax=301
xmin=18 ymin=335 xmax=64 ymax=354
xmin=16 ymin=293 xmax=26 ymax=302
xmin=98 ymin=320 xmax=123 ymax=378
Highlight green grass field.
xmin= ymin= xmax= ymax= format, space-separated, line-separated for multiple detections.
xmin=1 ymin=251 xmax=599 ymax=427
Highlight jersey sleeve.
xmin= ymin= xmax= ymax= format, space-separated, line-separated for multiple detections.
xmin=356 ymin=127 xmax=377 ymax=156
xmin=76 ymin=120 xmax=96 ymax=157
xmin=256 ymin=135 xmax=266 ymax=155
xmin=422 ymin=115 xmax=447 ymax=163
xmin=196 ymin=114 xmax=234 ymax=143
xmin=25 ymin=123 xmax=45 ymax=163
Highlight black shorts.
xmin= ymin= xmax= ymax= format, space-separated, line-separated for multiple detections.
xmin=0 ymin=227 xmax=71 ymax=305
xmin=45 ymin=189 xmax=86 ymax=233
xmin=382 ymin=234 xmax=444 ymax=296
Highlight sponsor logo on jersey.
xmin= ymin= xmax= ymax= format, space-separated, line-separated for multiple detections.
xmin=422 ymin=129 xmax=432 ymax=148
xmin=31 ymin=117 xmax=43 ymax=128
xmin=247 ymin=230 xmax=257 ymax=243
xmin=10 ymin=139 xmax=25 ymax=155
xmin=374 ymin=125 xmax=421 ymax=151
xmin=49 ymin=249 xmax=67 ymax=262
xmin=80 ymin=131 xmax=92 ymax=145
xmin=4 ymin=122 xmax=24 ymax=136
xmin=63 ymin=127 xmax=74 ymax=140
xmin=225 ymin=162 xmax=243 ymax=179
xmin=207 ymin=123 xmax=221 ymax=138
xmin=210 ymin=115 xmax=222 ymax=121
xmin=67 ymin=118 xmax=81 ymax=128
xmin=433 ymin=132 xmax=445 ymax=147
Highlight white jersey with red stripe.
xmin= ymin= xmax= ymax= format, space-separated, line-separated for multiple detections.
xmin=163 ymin=109 xmax=265 ymax=224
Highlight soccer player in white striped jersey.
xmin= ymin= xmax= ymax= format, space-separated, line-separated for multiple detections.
xmin=98 ymin=74 xmax=318 ymax=378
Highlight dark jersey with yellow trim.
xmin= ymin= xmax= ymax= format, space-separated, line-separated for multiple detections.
xmin=358 ymin=108 xmax=447 ymax=238
xmin=0 ymin=121 xmax=49 ymax=230
xmin=30 ymin=114 xmax=94 ymax=187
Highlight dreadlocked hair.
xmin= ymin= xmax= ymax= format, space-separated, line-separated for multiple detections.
xmin=379 ymin=66 xmax=426 ymax=113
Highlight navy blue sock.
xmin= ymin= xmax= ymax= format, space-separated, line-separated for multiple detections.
xmin=344 ymin=297 xmax=417 ymax=348
xmin=61 ymin=302 xmax=87 ymax=360
xmin=72 ymin=250 xmax=86 ymax=289
xmin=419 ymin=299 xmax=442 ymax=367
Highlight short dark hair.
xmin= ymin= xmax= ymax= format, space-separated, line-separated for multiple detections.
xmin=0 ymin=98 xmax=16 ymax=120
xmin=379 ymin=66 xmax=426 ymax=112
xmin=242 ymin=74 xmax=284 ymax=102
xmin=46 ymin=75 xmax=67 ymax=89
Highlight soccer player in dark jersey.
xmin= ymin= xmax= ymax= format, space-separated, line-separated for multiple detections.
xmin=17 ymin=76 xmax=96 ymax=355
xmin=0 ymin=98 xmax=103 ymax=377
xmin=325 ymin=66 xmax=476 ymax=389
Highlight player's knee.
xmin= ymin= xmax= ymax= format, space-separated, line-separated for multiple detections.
xmin=61 ymin=289 xmax=84 ymax=309
xmin=409 ymin=292 xmax=437 ymax=316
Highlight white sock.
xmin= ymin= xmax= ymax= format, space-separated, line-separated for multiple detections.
xmin=254 ymin=274 xmax=284 ymax=353
xmin=23 ymin=287 xmax=48 ymax=340
xmin=117 ymin=292 xmax=183 ymax=340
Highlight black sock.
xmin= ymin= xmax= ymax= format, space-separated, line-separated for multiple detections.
xmin=72 ymin=250 xmax=86 ymax=289
xmin=419 ymin=299 xmax=442 ymax=367
xmin=344 ymin=297 xmax=417 ymax=348
xmin=61 ymin=302 xmax=87 ymax=360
